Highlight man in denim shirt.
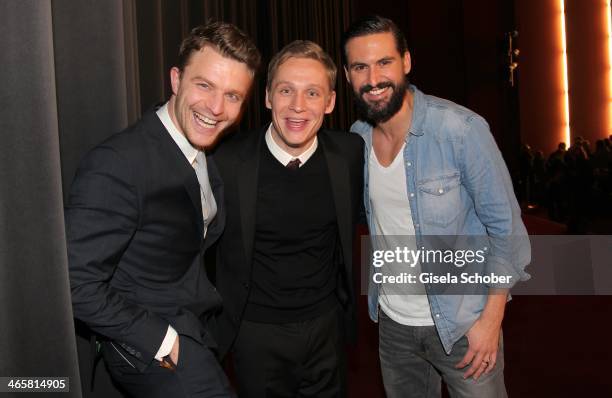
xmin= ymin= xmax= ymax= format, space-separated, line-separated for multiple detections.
xmin=342 ymin=16 xmax=530 ymax=397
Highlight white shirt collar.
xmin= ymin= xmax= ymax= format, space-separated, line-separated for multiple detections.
xmin=156 ymin=102 xmax=200 ymax=164
xmin=264 ymin=123 xmax=318 ymax=167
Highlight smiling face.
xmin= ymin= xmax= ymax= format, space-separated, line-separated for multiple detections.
xmin=344 ymin=32 xmax=411 ymax=124
xmin=266 ymin=57 xmax=336 ymax=157
xmin=168 ymin=45 xmax=254 ymax=150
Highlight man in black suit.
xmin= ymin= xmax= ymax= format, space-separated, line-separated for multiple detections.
xmin=66 ymin=22 xmax=260 ymax=398
xmin=213 ymin=40 xmax=364 ymax=398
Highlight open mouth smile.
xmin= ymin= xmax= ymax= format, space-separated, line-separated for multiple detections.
xmin=365 ymin=86 xmax=390 ymax=98
xmin=286 ymin=118 xmax=309 ymax=131
xmin=193 ymin=111 xmax=219 ymax=129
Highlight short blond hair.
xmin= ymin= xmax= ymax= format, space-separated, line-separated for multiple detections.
xmin=267 ymin=40 xmax=337 ymax=91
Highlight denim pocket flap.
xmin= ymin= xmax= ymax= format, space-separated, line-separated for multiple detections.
xmin=418 ymin=172 xmax=461 ymax=196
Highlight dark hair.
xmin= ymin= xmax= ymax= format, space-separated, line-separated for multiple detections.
xmin=267 ymin=40 xmax=337 ymax=91
xmin=177 ymin=22 xmax=261 ymax=73
xmin=341 ymin=15 xmax=408 ymax=64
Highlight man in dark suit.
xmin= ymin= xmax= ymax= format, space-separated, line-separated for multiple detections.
xmin=66 ymin=22 xmax=260 ymax=398
xmin=213 ymin=40 xmax=364 ymax=398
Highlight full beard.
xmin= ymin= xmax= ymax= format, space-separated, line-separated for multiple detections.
xmin=353 ymin=79 xmax=407 ymax=125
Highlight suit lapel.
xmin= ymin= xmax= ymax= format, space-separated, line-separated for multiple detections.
xmin=320 ymin=131 xmax=352 ymax=266
xmin=237 ymin=128 xmax=265 ymax=262
xmin=147 ymin=112 xmax=204 ymax=236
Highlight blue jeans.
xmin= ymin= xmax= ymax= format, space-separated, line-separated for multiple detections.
xmin=378 ymin=310 xmax=507 ymax=398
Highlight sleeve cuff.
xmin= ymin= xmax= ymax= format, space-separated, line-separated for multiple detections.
xmin=154 ymin=325 xmax=177 ymax=361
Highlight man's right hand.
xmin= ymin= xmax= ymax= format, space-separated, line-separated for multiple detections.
xmin=160 ymin=335 xmax=180 ymax=370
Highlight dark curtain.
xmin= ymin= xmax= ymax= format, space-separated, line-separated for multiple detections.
xmin=0 ymin=1 xmax=83 ymax=397
xmin=1 ymin=0 xmax=141 ymax=397
xmin=135 ymin=0 xmax=354 ymax=132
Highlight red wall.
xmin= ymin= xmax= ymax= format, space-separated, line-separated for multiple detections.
xmin=516 ymin=0 xmax=566 ymax=155
xmin=516 ymin=0 xmax=611 ymax=154
xmin=565 ymin=0 xmax=611 ymax=147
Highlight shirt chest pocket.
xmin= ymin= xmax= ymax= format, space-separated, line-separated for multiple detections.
xmin=418 ymin=172 xmax=462 ymax=227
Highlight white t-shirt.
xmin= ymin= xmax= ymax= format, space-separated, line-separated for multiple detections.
xmin=369 ymin=144 xmax=434 ymax=326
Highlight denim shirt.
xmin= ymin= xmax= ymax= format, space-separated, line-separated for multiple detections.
xmin=351 ymin=85 xmax=531 ymax=353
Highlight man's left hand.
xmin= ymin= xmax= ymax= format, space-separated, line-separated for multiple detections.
xmin=454 ymin=316 xmax=502 ymax=380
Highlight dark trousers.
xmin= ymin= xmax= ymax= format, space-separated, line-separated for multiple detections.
xmin=232 ymin=306 xmax=346 ymax=398
xmin=103 ymin=336 xmax=234 ymax=398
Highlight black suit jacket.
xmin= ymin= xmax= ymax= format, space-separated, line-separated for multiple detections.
xmin=66 ymin=110 xmax=225 ymax=370
xmin=212 ymin=127 xmax=364 ymax=358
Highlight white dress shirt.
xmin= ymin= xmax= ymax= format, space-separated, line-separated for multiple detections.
xmin=265 ymin=123 xmax=318 ymax=166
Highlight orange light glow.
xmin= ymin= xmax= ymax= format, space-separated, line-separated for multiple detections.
xmin=606 ymin=0 xmax=612 ymax=135
xmin=559 ymin=0 xmax=571 ymax=147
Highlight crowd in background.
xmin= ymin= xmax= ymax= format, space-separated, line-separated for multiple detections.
xmin=515 ymin=135 xmax=612 ymax=233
